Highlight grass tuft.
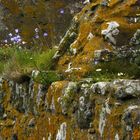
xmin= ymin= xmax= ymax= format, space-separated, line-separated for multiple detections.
xmin=0 ymin=46 xmax=57 ymax=82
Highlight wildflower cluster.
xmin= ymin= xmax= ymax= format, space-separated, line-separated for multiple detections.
xmin=3 ymin=29 xmax=26 ymax=45
xmin=34 ymin=27 xmax=48 ymax=39
xmin=2 ymin=28 xmax=49 ymax=46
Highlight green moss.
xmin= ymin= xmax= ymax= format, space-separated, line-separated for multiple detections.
xmin=88 ymin=59 xmax=140 ymax=82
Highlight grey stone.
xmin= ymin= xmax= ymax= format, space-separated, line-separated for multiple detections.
xmin=113 ymin=80 xmax=140 ymax=99
xmin=91 ymin=82 xmax=110 ymax=95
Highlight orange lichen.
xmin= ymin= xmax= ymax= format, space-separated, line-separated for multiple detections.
xmin=0 ymin=0 xmax=140 ymax=139
xmin=57 ymin=0 xmax=140 ymax=79
xmin=133 ymin=128 xmax=140 ymax=140
xmin=46 ymin=81 xmax=68 ymax=114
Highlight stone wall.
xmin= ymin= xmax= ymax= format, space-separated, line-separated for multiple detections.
xmin=0 ymin=78 xmax=140 ymax=139
xmin=0 ymin=0 xmax=140 ymax=139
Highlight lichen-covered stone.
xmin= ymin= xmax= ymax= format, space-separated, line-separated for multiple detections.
xmin=113 ymin=80 xmax=140 ymax=99
xmin=1 ymin=0 xmax=140 ymax=140
xmin=55 ymin=0 xmax=140 ymax=79
xmin=0 ymin=77 xmax=140 ymax=139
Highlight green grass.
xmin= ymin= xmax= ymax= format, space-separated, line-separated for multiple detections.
xmin=0 ymin=46 xmax=57 ymax=82
xmin=1 ymin=45 xmax=140 ymax=84
xmin=35 ymin=49 xmax=56 ymax=70
xmin=88 ymin=59 xmax=140 ymax=82
xmin=32 ymin=71 xmax=61 ymax=85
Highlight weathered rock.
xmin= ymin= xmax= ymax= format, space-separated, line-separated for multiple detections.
xmin=130 ymin=29 xmax=140 ymax=45
xmin=0 ymin=1 xmax=140 ymax=140
xmin=113 ymin=80 xmax=140 ymax=99
xmin=122 ymin=105 xmax=140 ymax=139
xmin=91 ymin=82 xmax=110 ymax=95
xmin=55 ymin=0 xmax=140 ymax=79
xmin=0 ymin=77 xmax=140 ymax=139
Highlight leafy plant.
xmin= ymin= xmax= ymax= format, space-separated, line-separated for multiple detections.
xmin=32 ymin=71 xmax=61 ymax=85
xmin=35 ymin=49 xmax=56 ymax=70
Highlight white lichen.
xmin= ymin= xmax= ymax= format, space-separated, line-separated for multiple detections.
xmin=99 ymin=98 xmax=111 ymax=137
xmin=48 ymin=118 xmax=51 ymax=125
xmin=87 ymin=32 xmax=94 ymax=40
xmin=91 ymin=82 xmax=109 ymax=95
xmin=50 ymin=97 xmax=55 ymax=112
xmin=99 ymin=106 xmax=106 ymax=137
xmin=48 ymin=133 xmax=51 ymax=140
xmin=70 ymin=40 xmax=77 ymax=55
xmin=56 ymin=122 xmax=67 ymax=140
xmin=32 ymin=70 xmax=40 ymax=78
xmin=101 ymin=21 xmax=119 ymax=45
xmin=105 ymin=98 xmax=111 ymax=114
xmin=64 ymin=82 xmax=77 ymax=97
xmin=79 ymin=96 xmax=85 ymax=111
xmin=53 ymin=51 xmax=60 ymax=59
xmin=65 ymin=62 xmax=81 ymax=73
xmin=36 ymin=84 xmax=42 ymax=106
xmin=127 ymin=105 xmax=138 ymax=111
xmin=96 ymin=69 xmax=102 ymax=72
xmin=83 ymin=0 xmax=90 ymax=5
xmin=117 ymin=72 xmax=124 ymax=76
xmin=115 ymin=133 xmax=119 ymax=140
xmin=59 ymin=82 xmax=77 ymax=114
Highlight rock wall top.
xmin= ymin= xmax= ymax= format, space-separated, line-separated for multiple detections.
xmin=55 ymin=0 xmax=140 ymax=79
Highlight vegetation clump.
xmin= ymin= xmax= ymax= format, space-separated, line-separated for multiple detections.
xmin=88 ymin=59 xmax=140 ymax=82
xmin=0 ymin=46 xmax=57 ymax=83
xmin=32 ymin=71 xmax=62 ymax=85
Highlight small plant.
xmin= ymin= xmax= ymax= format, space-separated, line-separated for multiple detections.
xmin=35 ymin=49 xmax=56 ymax=70
xmin=1 ymin=46 xmax=57 ymax=82
xmin=32 ymin=71 xmax=61 ymax=85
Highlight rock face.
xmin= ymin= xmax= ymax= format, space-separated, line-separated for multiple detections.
xmin=1 ymin=0 xmax=140 ymax=140
xmin=0 ymin=78 xmax=140 ymax=139
xmin=55 ymin=0 xmax=140 ymax=79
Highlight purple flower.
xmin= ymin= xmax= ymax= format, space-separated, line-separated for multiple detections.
xmin=35 ymin=35 xmax=39 ymax=39
xmin=14 ymin=37 xmax=18 ymax=40
xmin=60 ymin=9 xmax=64 ymax=14
xmin=10 ymin=36 xmax=21 ymax=43
xmin=17 ymin=38 xmax=22 ymax=43
xmin=16 ymin=35 xmax=21 ymax=39
xmin=43 ymin=32 xmax=48 ymax=37
xmin=94 ymin=59 xmax=99 ymax=65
